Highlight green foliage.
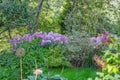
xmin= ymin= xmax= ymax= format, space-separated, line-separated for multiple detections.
xmin=0 ymin=36 xmax=69 ymax=79
xmin=20 ymin=38 xmax=48 ymax=65
xmin=0 ymin=67 xmax=20 ymax=80
xmin=0 ymin=0 xmax=33 ymax=28
xmin=64 ymin=0 xmax=120 ymax=36
xmin=37 ymin=0 xmax=67 ymax=33
xmin=89 ymin=37 xmax=120 ymax=80
xmin=0 ymin=39 xmax=49 ymax=79
xmin=0 ymin=51 xmax=20 ymax=80
xmin=88 ymin=72 xmax=120 ymax=80
xmin=27 ymin=74 xmax=67 ymax=80
xmin=45 ymin=45 xmax=70 ymax=68
xmin=65 ymin=31 xmax=101 ymax=67
xmin=102 ymin=41 xmax=120 ymax=74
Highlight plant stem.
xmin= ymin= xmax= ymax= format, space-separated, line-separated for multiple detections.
xmin=35 ymin=74 xmax=37 ymax=80
xmin=20 ymin=57 xmax=22 ymax=80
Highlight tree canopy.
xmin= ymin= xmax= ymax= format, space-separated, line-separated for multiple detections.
xmin=0 ymin=0 xmax=120 ymax=39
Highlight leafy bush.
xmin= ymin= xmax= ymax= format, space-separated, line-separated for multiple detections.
xmin=0 ymin=31 xmax=69 ymax=79
xmin=9 ymin=31 xmax=69 ymax=68
xmin=102 ymin=41 xmax=120 ymax=74
xmin=45 ymin=45 xmax=71 ymax=68
xmin=65 ymin=31 xmax=100 ymax=67
xmin=89 ymin=36 xmax=120 ymax=80
xmin=90 ymin=31 xmax=115 ymax=49
xmin=88 ymin=72 xmax=120 ymax=80
xmin=0 ymin=51 xmax=20 ymax=80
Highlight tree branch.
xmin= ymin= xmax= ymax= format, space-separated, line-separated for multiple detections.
xmin=0 ymin=28 xmax=8 ymax=34
xmin=32 ymin=0 xmax=44 ymax=33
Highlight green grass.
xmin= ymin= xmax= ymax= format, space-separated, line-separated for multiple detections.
xmin=47 ymin=68 xmax=98 ymax=80
xmin=0 ymin=67 xmax=98 ymax=80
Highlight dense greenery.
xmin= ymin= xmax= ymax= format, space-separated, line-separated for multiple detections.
xmin=89 ymin=34 xmax=120 ymax=80
xmin=0 ymin=0 xmax=120 ymax=80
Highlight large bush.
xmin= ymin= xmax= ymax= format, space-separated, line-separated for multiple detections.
xmin=0 ymin=31 xmax=69 ymax=79
xmin=89 ymin=35 xmax=120 ymax=80
xmin=65 ymin=31 xmax=101 ymax=67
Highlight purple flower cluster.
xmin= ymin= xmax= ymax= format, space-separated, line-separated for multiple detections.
xmin=40 ymin=31 xmax=68 ymax=46
xmin=9 ymin=31 xmax=68 ymax=52
xmin=90 ymin=31 xmax=113 ymax=47
xmin=90 ymin=36 xmax=103 ymax=46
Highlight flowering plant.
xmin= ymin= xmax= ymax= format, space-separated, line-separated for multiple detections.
xmin=9 ymin=31 xmax=68 ymax=52
xmin=88 ymin=39 xmax=120 ymax=80
xmin=90 ymin=31 xmax=115 ymax=49
xmin=8 ymin=31 xmax=69 ymax=77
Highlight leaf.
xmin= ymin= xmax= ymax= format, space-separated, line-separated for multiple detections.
xmin=28 ymin=75 xmax=35 ymax=80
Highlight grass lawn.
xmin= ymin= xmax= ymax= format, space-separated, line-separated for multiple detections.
xmin=0 ymin=67 xmax=98 ymax=80
xmin=47 ymin=68 xmax=98 ymax=80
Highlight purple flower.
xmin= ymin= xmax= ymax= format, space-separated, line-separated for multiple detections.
xmin=102 ymin=36 xmax=108 ymax=42
xmin=45 ymin=34 xmax=53 ymax=40
xmin=21 ymin=34 xmax=31 ymax=40
xmin=62 ymin=36 xmax=69 ymax=44
xmin=10 ymin=31 xmax=69 ymax=50
xmin=48 ymin=31 xmax=54 ymax=35
xmin=46 ymin=40 xmax=52 ymax=43
xmin=54 ymin=37 xmax=61 ymax=42
xmin=104 ymin=31 xmax=109 ymax=36
xmin=9 ymin=38 xmax=21 ymax=45
xmin=96 ymin=36 xmax=102 ymax=45
xmin=90 ymin=37 xmax=96 ymax=42
xmin=41 ymin=40 xmax=47 ymax=46
xmin=28 ymin=35 xmax=34 ymax=42
xmin=12 ymin=45 xmax=18 ymax=52
xmin=34 ymin=32 xmax=44 ymax=38
xmin=90 ymin=36 xmax=102 ymax=46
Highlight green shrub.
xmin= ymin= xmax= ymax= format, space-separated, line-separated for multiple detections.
xmin=65 ymin=31 xmax=102 ymax=67
xmin=102 ymin=41 xmax=120 ymax=74
xmin=89 ymin=37 xmax=120 ymax=80
xmin=44 ymin=45 xmax=71 ymax=68
xmin=0 ymin=39 xmax=49 ymax=79
xmin=0 ymin=32 xmax=70 ymax=79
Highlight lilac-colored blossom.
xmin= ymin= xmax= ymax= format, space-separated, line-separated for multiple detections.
xmin=90 ymin=31 xmax=114 ymax=48
xmin=28 ymin=35 xmax=34 ymax=42
xmin=10 ymin=31 xmax=69 ymax=52
xmin=9 ymin=38 xmax=21 ymax=45
xmin=41 ymin=40 xmax=47 ymax=46
xmin=96 ymin=36 xmax=102 ymax=45
xmin=104 ymin=31 xmax=109 ymax=36
xmin=90 ymin=37 xmax=96 ymax=42
xmin=102 ymin=36 xmax=108 ymax=42
xmin=21 ymin=34 xmax=31 ymax=40
xmin=12 ymin=45 xmax=18 ymax=52
xmin=46 ymin=40 xmax=52 ymax=43
xmin=34 ymin=32 xmax=44 ymax=38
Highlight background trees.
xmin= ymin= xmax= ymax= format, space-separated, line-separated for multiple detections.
xmin=0 ymin=0 xmax=120 ymax=43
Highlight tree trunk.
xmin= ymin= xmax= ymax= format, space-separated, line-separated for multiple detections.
xmin=32 ymin=0 xmax=44 ymax=33
xmin=8 ymin=27 xmax=12 ymax=39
